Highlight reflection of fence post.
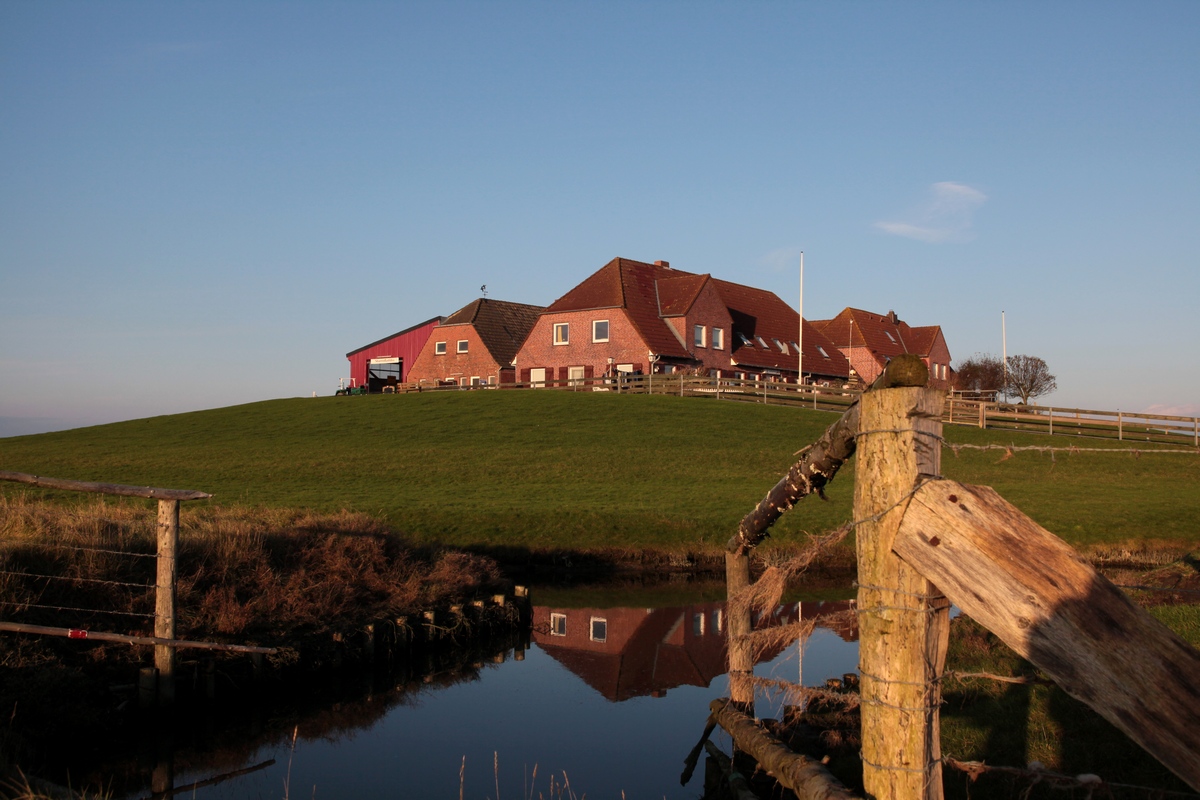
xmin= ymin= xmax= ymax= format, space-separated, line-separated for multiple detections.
xmin=156 ymin=499 xmax=179 ymax=707
xmin=855 ymin=384 xmax=949 ymax=800
xmin=725 ymin=552 xmax=753 ymax=712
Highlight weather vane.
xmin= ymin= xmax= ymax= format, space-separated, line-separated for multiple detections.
xmin=480 ymin=284 xmax=488 ymax=298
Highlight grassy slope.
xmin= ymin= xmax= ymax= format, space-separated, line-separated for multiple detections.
xmin=1 ymin=391 xmax=1197 ymax=553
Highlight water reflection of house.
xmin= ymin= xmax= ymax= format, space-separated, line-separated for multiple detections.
xmin=532 ymin=600 xmax=858 ymax=702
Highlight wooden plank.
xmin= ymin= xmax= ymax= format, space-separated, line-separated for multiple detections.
xmin=893 ymin=480 xmax=1200 ymax=791
xmin=708 ymin=699 xmax=860 ymax=800
xmin=0 ymin=470 xmax=211 ymax=501
xmin=854 ymin=385 xmax=949 ymax=800
xmin=0 ymin=621 xmax=276 ymax=654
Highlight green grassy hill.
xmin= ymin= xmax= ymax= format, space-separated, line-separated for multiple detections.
xmin=2 ymin=391 xmax=1197 ymax=554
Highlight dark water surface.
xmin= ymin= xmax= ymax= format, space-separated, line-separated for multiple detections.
xmin=100 ymin=582 xmax=858 ymax=799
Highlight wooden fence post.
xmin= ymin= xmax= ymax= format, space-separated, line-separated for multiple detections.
xmin=725 ymin=552 xmax=754 ymax=712
xmin=855 ymin=385 xmax=949 ymax=800
xmin=156 ymin=498 xmax=179 ymax=707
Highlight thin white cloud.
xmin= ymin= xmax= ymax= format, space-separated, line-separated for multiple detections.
xmin=759 ymin=246 xmax=804 ymax=273
xmin=875 ymin=182 xmax=987 ymax=243
xmin=1141 ymin=403 xmax=1200 ymax=417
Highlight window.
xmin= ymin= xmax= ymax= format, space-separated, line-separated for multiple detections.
xmin=550 ymin=613 xmax=567 ymax=636
xmin=457 ymin=340 xmax=469 ymax=353
xmin=434 ymin=341 xmax=447 ymax=355
xmin=885 ymin=331 xmax=897 ymax=344
xmin=712 ymin=328 xmax=724 ymax=350
xmin=592 ymin=320 xmax=609 ymax=342
xmin=488 ymin=376 xmax=497 ymax=385
xmin=816 ymin=346 xmax=830 ymax=359
xmin=756 ymin=335 xmax=769 ymax=349
xmin=790 ymin=341 xmax=800 ymax=354
xmin=590 ymin=616 xmax=607 ymax=642
xmin=712 ymin=609 xmax=723 ymax=633
xmin=694 ymin=325 xmax=706 ymax=348
xmin=530 ymin=367 xmax=546 ymax=388
xmin=773 ymin=338 xmax=787 ymax=354
xmin=470 ymin=376 xmax=482 ymax=386
xmin=459 ymin=377 xmax=468 ymax=387
xmin=616 ymin=363 xmax=634 ymax=373
xmin=568 ymin=366 xmax=585 ymax=386
xmin=553 ymin=323 xmax=569 ymax=345
xmin=737 ymin=332 xmax=753 ymax=345
xmin=693 ymin=612 xmax=705 ymax=636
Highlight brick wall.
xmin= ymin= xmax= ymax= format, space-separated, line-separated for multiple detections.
xmin=406 ymin=324 xmax=504 ymax=385
xmin=514 ymin=309 xmax=651 ymax=379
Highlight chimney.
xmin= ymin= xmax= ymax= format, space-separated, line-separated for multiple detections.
xmin=887 ymin=310 xmax=899 ymax=324
xmin=654 ymin=260 xmax=670 ymax=269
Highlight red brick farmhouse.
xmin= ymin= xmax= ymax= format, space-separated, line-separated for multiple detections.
xmin=512 ymin=257 xmax=852 ymax=385
xmin=812 ymin=307 xmax=954 ymax=390
xmin=406 ymin=298 xmax=543 ymax=387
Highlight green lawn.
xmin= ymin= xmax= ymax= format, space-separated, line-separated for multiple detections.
xmin=2 ymin=391 xmax=1197 ymax=554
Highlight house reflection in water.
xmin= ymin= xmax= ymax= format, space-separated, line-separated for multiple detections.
xmin=531 ymin=600 xmax=857 ymax=702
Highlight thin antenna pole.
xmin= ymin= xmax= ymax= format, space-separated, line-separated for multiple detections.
xmin=798 ymin=252 xmax=804 ymax=383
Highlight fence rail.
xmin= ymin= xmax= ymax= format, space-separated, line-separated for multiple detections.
xmin=0 ymin=471 xmax=269 ymax=708
xmin=385 ymin=376 xmax=1200 ymax=447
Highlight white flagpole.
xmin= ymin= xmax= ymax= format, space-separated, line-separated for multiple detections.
xmin=1002 ymin=310 xmax=1008 ymax=402
xmin=798 ymin=252 xmax=804 ymax=383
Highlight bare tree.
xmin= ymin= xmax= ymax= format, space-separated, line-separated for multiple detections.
xmin=954 ymin=353 xmax=1005 ymax=395
xmin=1006 ymin=354 xmax=1057 ymax=404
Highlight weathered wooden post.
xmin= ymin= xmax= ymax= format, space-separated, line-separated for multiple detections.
xmin=156 ymin=498 xmax=179 ymax=707
xmin=854 ymin=367 xmax=949 ymax=800
xmin=725 ymin=552 xmax=754 ymax=711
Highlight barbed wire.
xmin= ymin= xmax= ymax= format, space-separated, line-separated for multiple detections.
xmin=0 ymin=569 xmax=152 ymax=590
xmin=0 ymin=599 xmax=154 ymax=618
xmin=0 ymin=540 xmax=156 ymax=559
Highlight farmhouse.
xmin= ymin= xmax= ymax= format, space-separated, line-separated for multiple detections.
xmin=811 ymin=307 xmax=954 ymax=389
xmin=406 ymin=298 xmax=544 ymax=387
xmin=512 ymin=257 xmax=851 ymax=385
xmin=346 ymin=316 xmax=444 ymax=393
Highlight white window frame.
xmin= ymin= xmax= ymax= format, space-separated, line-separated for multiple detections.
xmin=616 ymin=363 xmax=634 ymax=374
xmin=553 ymin=323 xmax=570 ymax=345
xmin=456 ymin=340 xmax=469 ymax=354
xmin=712 ymin=328 xmax=724 ymax=350
xmin=529 ymin=367 xmax=546 ymax=388
xmin=550 ymin=612 xmax=567 ymax=636
xmin=693 ymin=612 xmax=705 ymax=636
xmin=434 ymin=341 xmax=447 ymax=355
xmin=589 ymin=616 xmax=607 ymax=643
xmin=773 ymin=338 xmax=787 ymax=354
xmin=694 ymin=325 xmax=706 ymax=348
xmin=592 ymin=320 xmax=609 ymax=343
xmin=568 ymin=366 xmax=585 ymax=386
xmin=756 ymin=335 xmax=769 ymax=349
xmin=816 ymin=345 xmax=830 ymax=359
xmin=470 ymin=376 xmax=482 ymax=386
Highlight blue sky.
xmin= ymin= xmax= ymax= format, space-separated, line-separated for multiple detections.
xmin=2 ymin=2 xmax=1198 ymax=436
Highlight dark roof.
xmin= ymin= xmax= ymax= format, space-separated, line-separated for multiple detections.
xmin=813 ymin=308 xmax=948 ymax=364
xmin=438 ymin=298 xmax=544 ymax=366
xmin=710 ymin=278 xmax=850 ymax=376
xmin=346 ymin=316 xmax=445 ymax=358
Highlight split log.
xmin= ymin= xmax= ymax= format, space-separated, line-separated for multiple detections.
xmin=727 ymin=355 xmax=928 ymax=555
xmin=894 ymin=480 xmax=1200 ymax=791
xmin=708 ymin=699 xmax=860 ymax=800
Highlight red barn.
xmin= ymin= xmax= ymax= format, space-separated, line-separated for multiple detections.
xmin=345 ymin=316 xmax=444 ymax=392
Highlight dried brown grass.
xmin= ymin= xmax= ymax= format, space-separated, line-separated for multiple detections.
xmin=0 ymin=495 xmax=504 ymax=645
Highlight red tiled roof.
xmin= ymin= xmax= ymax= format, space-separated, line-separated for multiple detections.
xmin=813 ymin=308 xmax=947 ymax=363
xmin=438 ymin=298 xmax=544 ymax=365
xmin=656 ymin=273 xmax=709 ymax=316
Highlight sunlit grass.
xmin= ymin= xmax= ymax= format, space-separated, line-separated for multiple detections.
xmin=1 ymin=390 xmax=1196 ymax=554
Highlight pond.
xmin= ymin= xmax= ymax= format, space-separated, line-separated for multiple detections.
xmin=72 ymin=581 xmax=860 ymax=799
